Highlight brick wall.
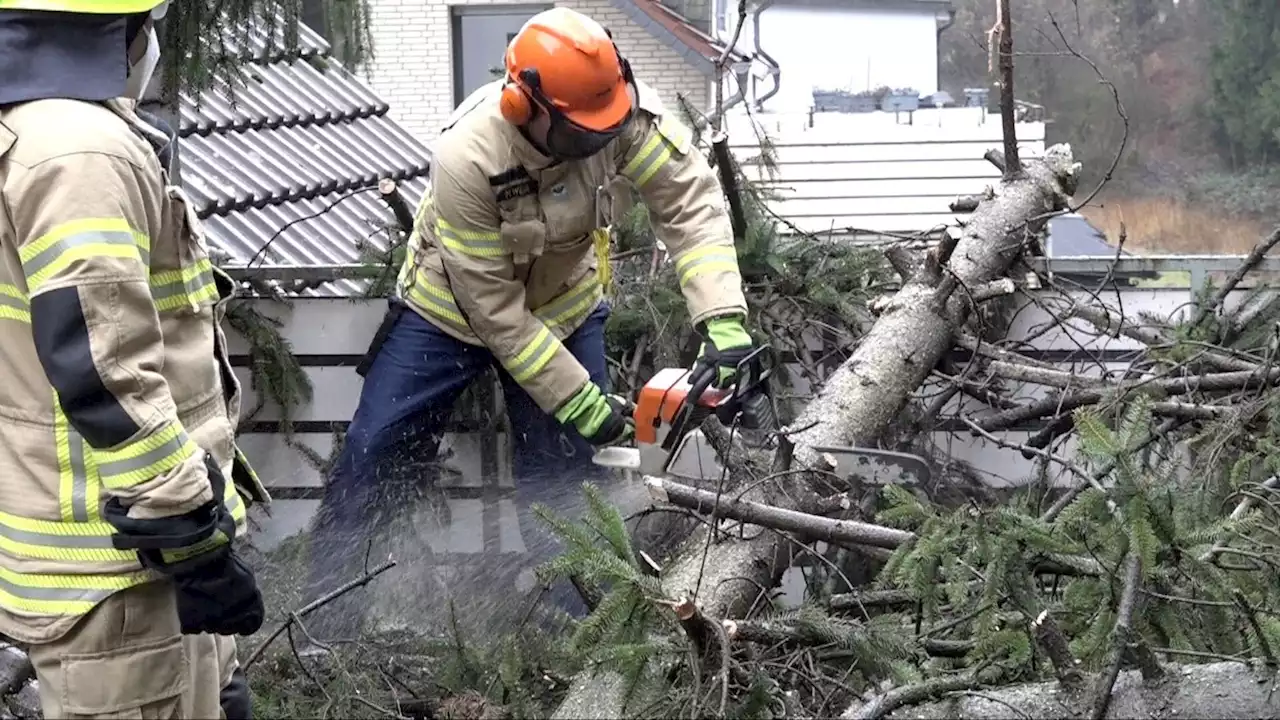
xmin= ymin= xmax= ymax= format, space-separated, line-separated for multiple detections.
xmin=363 ymin=0 xmax=710 ymax=143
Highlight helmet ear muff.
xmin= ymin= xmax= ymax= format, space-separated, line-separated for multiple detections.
xmin=500 ymin=67 xmax=541 ymax=126
xmin=499 ymin=82 xmax=533 ymax=125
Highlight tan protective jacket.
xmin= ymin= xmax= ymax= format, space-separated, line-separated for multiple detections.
xmin=0 ymin=97 xmax=268 ymax=644
xmin=397 ymin=80 xmax=749 ymax=414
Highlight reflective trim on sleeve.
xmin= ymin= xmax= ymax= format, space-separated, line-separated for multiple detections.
xmin=151 ymin=258 xmax=219 ymax=312
xmin=93 ymin=421 xmax=197 ymax=490
xmin=435 ymin=218 xmax=505 ymax=257
xmin=532 ymin=275 xmax=602 ymax=331
xmin=503 ymin=326 xmax=561 ymax=383
xmin=0 ymin=285 xmax=30 ymax=323
xmin=674 ymin=245 xmax=741 ymax=288
xmin=19 ymin=218 xmax=150 ymax=292
xmin=621 ymin=130 xmax=678 ymax=190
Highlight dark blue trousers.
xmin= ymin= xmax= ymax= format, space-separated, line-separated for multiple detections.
xmin=301 ymin=300 xmax=611 ymax=638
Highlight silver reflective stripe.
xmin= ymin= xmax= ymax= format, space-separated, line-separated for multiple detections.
xmin=68 ymin=430 xmax=89 ymax=523
xmin=678 ymin=249 xmax=738 ymax=283
xmin=505 ymin=329 xmax=558 ymax=381
xmin=21 ymin=230 xmax=148 ymax=278
xmin=0 ymin=574 xmax=115 ymax=603
xmin=152 ymin=271 xmax=213 ymax=302
xmin=0 ymin=293 xmax=27 ymax=313
xmin=534 ymin=280 xmax=601 ymax=328
xmin=96 ymin=430 xmax=190 ymax=481
xmin=0 ymin=521 xmax=114 ymax=548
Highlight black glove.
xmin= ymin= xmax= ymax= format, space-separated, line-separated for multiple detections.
xmin=103 ymin=453 xmax=265 ymax=636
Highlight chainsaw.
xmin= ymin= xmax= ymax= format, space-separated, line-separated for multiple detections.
xmin=592 ymin=345 xmax=932 ymax=486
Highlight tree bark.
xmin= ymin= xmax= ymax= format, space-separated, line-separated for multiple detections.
xmin=552 ymin=144 xmax=1082 ymax=718
xmin=860 ymin=661 xmax=1280 ymax=719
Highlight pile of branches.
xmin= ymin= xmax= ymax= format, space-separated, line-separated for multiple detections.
xmin=530 ymin=4 xmax=1280 ymax=718
xmin=238 ymin=3 xmax=1280 ymax=718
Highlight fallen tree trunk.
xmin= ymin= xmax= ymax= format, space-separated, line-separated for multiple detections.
xmin=551 ymin=142 xmax=1082 ymax=718
xmin=856 ymin=661 xmax=1280 ymax=719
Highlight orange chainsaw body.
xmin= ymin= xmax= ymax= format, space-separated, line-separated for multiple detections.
xmin=634 ymin=368 xmax=732 ymax=446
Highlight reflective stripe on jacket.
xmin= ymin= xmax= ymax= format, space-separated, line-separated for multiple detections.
xmin=397 ymin=80 xmax=750 ymax=414
xmin=0 ymin=97 xmax=266 ymax=643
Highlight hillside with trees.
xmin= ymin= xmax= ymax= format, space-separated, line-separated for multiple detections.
xmin=939 ymin=0 xmax=1280 ymax=253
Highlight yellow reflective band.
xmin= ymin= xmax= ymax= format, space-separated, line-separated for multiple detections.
xmin=151 ymin=258 xmax=219 ymax=311
xmin=533 ymin=276 xmax=602 ymax=331
xmin=0 ymin=507 xmax=135 ymax=564
xmin=0 ymin=565 xmax=152 ymax=616
xmin=674 ymin=246 xmax=741 ymax=288
xmin=504 ymin=326 xmax=560 ymax=383
xmin=657 ymin=115 xmax=693 ymax=154
xmin=407 ymin=272 xmax=470 ymax=331
xmin=0 ymin=0 xmax=167 ymax=14
xmin=226 ymin=480 xmax=247 ymax=524
xmin=0 ymin=284 xmax=30 ymax=323
xmin=52 ymin=398 xmax=98 ymax=524
xmin=20 ymin=218 xmax=150 ymax=292
xmin=436 ymin=218 xmax=504 ymax=257
xmin=621 ymin=132 xmax=675 ymax=189
xmin=593 ymin=228 xmax=613 ymax=294
xmin=94 ymin=421 xmax=197 ymax=489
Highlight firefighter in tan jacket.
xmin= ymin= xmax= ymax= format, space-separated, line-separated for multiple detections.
xmin=0 ymin=1 xmax=269 ymax=717
xmin=303 ymin=5 xmax=759 ymax=636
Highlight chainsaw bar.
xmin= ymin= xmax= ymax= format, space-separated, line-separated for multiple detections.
xmin=809 ymin=445 xmax=931 ymax=486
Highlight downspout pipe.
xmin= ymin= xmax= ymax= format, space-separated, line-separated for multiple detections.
xmin=751 ymin=0 xmax=780 ymax=109
xmin=936 ymin=6 xmax=955 ymax=41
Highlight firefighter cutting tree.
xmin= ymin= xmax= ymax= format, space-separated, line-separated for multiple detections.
xmin=0 ymin=2 xmax=271 ymax=717
xmin=303 ymin=6 xmax=768 ymax=637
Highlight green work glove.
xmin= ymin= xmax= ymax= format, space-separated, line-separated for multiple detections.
xmin=556 ymin=382 xmax=634 ymax=447
xmin=695 ymin=314 xmax=755 ymax=389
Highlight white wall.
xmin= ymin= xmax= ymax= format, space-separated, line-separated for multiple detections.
xmin=363 ymin=0 xmax=711 ymax=144
xmin=721 ymin=106 xmax=1045 ymax=236
xmin=722 ymin=5 xmax=941 ymax=113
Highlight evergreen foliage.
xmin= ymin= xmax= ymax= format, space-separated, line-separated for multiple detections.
xmin=159 ymin=0 xmax=373 ymax=98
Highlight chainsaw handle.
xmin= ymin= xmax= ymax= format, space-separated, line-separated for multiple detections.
xmin=663 ymin=362 xmax=716 ymax=452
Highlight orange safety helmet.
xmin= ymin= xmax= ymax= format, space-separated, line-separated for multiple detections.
xmin=499 ymin=7 xmax=636 ymax=158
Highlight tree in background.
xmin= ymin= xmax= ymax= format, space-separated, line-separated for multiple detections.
xmin=1207 ymin=0 xmax=1280 ymax=167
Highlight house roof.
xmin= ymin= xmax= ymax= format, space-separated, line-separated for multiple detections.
xmin=175 ymin=22 xmax=431 ymax=295
xmin=609 ymin=0 xmax=749 ymax=76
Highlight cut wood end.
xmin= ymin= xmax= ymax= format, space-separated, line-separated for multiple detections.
xmin=645 ymin=476 xmax=669 ymax=503
xmin=639 ymin=549 xmax=662 ymax=574
xmin=673 ymin=596 xmax=697 ymax=620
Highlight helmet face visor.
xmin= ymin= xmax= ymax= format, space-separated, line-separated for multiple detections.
xmin=529 ymin=56 xmax=637 ymax=161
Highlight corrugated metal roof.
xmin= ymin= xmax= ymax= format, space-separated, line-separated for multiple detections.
xmin=177 ymin=20 xmax=430 ymax=296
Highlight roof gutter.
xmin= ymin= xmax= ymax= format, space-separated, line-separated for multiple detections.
xmin=751 ymin=0 xmax=781 ymax=109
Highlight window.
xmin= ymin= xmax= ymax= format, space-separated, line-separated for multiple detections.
xmin=450 ymin=4 xmax=554 ymax=108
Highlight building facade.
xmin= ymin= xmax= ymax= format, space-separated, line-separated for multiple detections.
xmin=362 ymin=0 xmax=742 ymax=143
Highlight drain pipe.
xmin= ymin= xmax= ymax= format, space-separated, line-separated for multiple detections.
xmin=936 ymin=6 xmax=955 ymax=41
xmin=751 ymin=0 xmax=781 ymax=109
